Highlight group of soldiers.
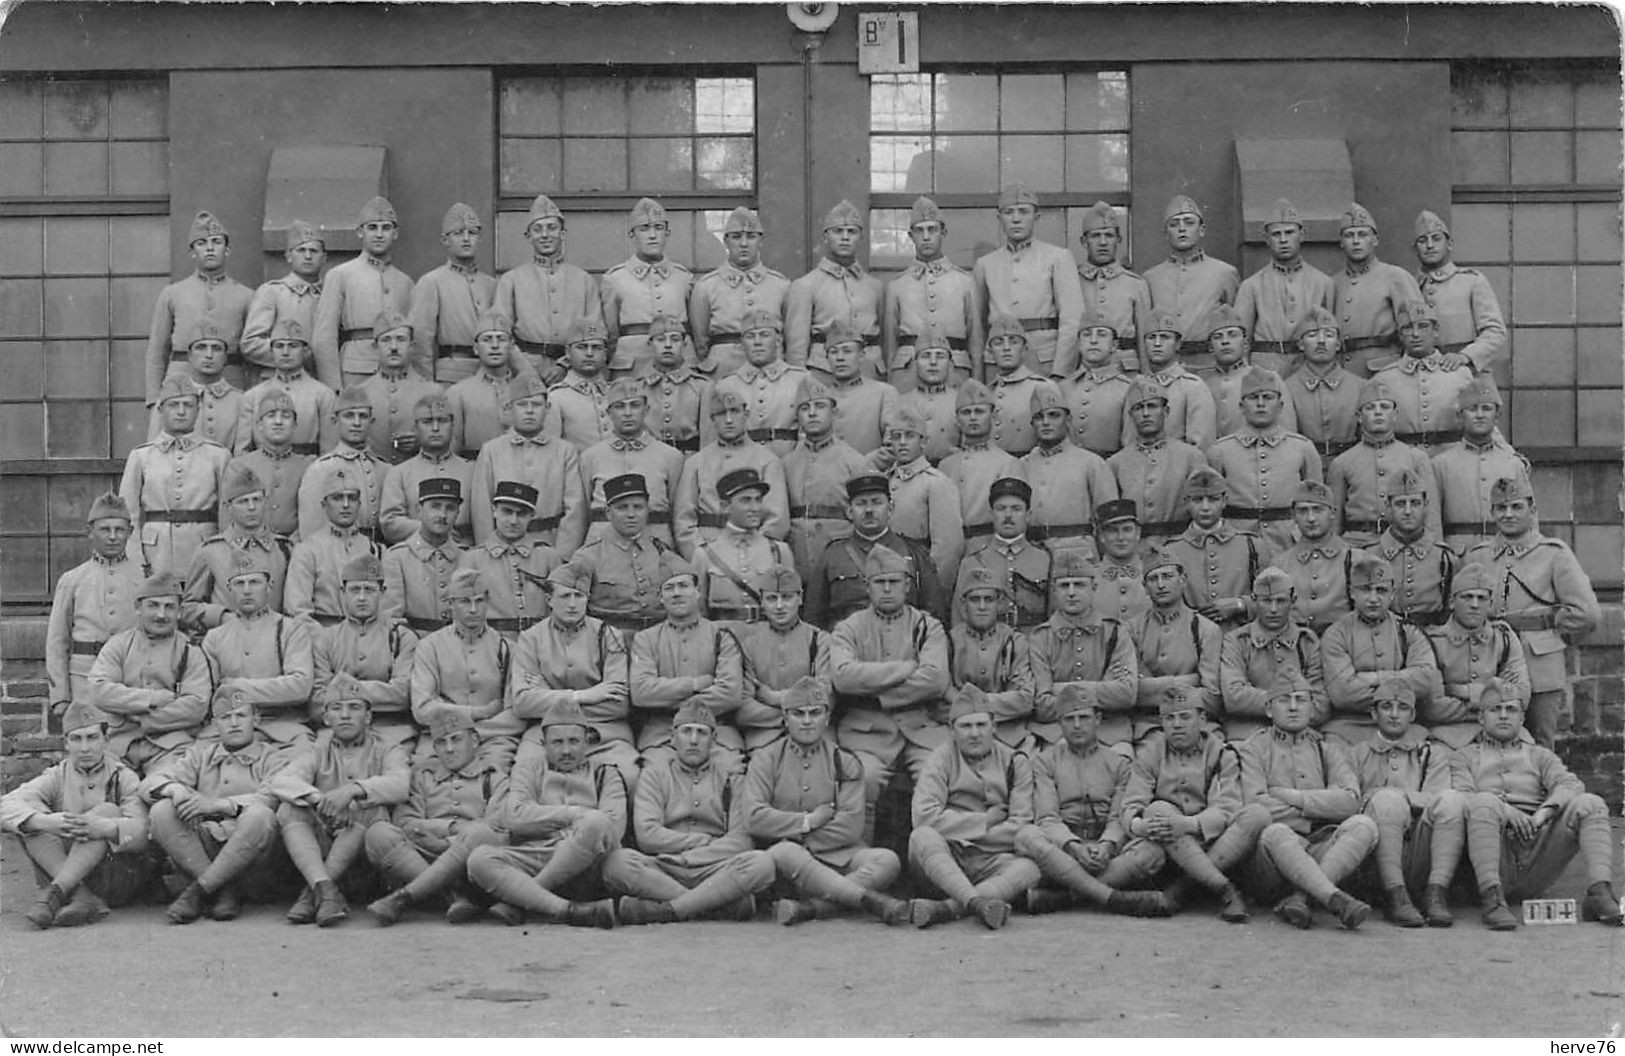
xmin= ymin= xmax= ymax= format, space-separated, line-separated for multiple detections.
xmin=7 ymin=182 xmax=1616 ymax=939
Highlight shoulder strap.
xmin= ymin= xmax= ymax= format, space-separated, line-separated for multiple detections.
xmin=274 ymin=616 xmax=285 ymax=668
xmin=807 ymin=627 xmax=821 ymax=674
xmin=1418 ymin=740 xmax=1432 ymax=790
xmin=697 ymin=539 xmax=764 ymax=605
xmin=1397 ymin=620 xmax=1410 ymax=666
xmin=482 ymin=768 xmax=494 ymax=803
xmin=1438 ymin=548 xmax=1455 ymax=607
xmin=833 ymin=745 xmax=863 ymax=785
xmin=497 ymin=636 xmax=512 ymax=689
xmin=1246 ymin=536 xmax=1259 ymax=584
xmin=275 ymin=535 xmax=294 ymax=563
xmin=1105 ymin=620 xmax=1120 ymax=668
xmin=174 ymin=637 xmax=191 ymax=683
xmin=1343 ymin=549 xmax=1354 ymax=589
xmin=1190 ymin=613 xmax=1203 ymax=666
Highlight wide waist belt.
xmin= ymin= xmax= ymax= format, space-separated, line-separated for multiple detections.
xmin=1116 ymin=336 xmax=1139 ymax=351
xmin=1313 ymin=438 xmax=1358 ymax=459
xmin=590 ymin=509 xmax=670 ymax=523
xmin=1251 ymin=341 xmax=1298 ymax=356
xmin=1501 ymin=610 xmax=1557 ymax=633
xmin=662 ymin=435 xmax=701 ymax=453
xmin=1394 ymin=429 xmax=1462 ymax=447
xmin=748 ymin=427 xmax=799 ymax=442
xmin=527 ymin=514 xmax=562 ymax=534
xmin=487 ymin=616 xmax=542 ymax=633
xmin=339 ymin=328 xmax=373 ymax=344
xmin=963 ymin=522 xmax=996 ymax=538
xmin=618 ymin=323 xmax=652 ymax=337
xmin=1223 ymin=505 xmax=1294 ymax=522
xmin=1179 ymin=341 xmax=1211 ymax=356
xmin=1443 ymin=520 xmax=1493 ymax=536
xmin=1341 ymin=518 xmax=1385 ymax=534
xmin=810 ymin=329 xmax=881 ymax=346
xmin=438 ymin=344 xmax=477 ymax=359
xmin=1344 ymin=335 xmax=1397 ymax=352
xmin=457 ymin=449 xmax=482 ymax=461
xmin=405 ymin=616 xmax=448 ymax=633
xmin=170 ymin=349 xmax=245 ymax=365
xmin=708 ymin=604 xmax=761 ymax=622
xmin=790 ymin=504 xmax=848 ymax=520
xmin=1139 ymin=518 xmax=1191 ymax=535
xmin=707 ymin=331 xmax=742 ymax=345
xmin=309 ymin=613 xmax=344 ymax=627
xmin=1028 ymin=522 xmax=1093 ymax=541
xmin=142 ymin=509 xmax=215 ymax=523
xmin=291 ymin=441 xmax=320 ymax=456
xmin=71 ymin=640 xmax=107 ymax=656
xmin=696 ymin=511 xmax=730 ymax=528
xmin=897 ymin=333 xmax=969 ymax=351
xmin=1439 ymin=341 xmax=1470 ymax=355
xmin=597 ymin=612 xmax=664 ymax=633
xmin=515 ymin=339 xmax=568 ymax=359
xmin=1019 ymin=316 xmax=1060 ymax=332
xmin=1402 ymin=609 xmax=1450 ymax=627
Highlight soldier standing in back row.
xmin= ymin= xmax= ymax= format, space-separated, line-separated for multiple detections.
xmin=690 ymin=207 xmax=790 ymax=381
xmin=145 ymin=210 xmax=254 ymax=406
xmin=46 ymin=493 xmax=141 ymax=717
xmin=1432 ymin=376 xmax=1528 ymax=555
xmin=1236 ymin=199 xmax=1333 ymax=367
xmin=1143 ymin=195 xmax=1238 ymax=378
xmin=786 ymin=200 xmax=885 ymax=380
xmin=1074 ymin=200 xmax=1150 ymax=375
xmin=120 ymin=376 xmax=231 ymax=579
xmin=1204 ymin=367 xmax=1320 ymax=552
xmin=312 ymin=196 xmax=415 ymax=390
xmin=783 ymin=377 xmax=871 ymax=579
xmin=884 ymin=196 xmax=981 ymax=391
xmin=493 ymin=195 xmax=603 ymax=386
xmin=602 ymin=198 xmax=693 ymax=380
xmin=1332 ymin=203 xmax=1423 ymax=378
xmin=242 ymin=219 xmax=325 ymax=389
xmin=1412 ymin=209 xmax=1506 ymax=372
xmin=973 ymin=183 xmax=1082 ymax=380
xmin=409 ymin=203 xmax=497 ymax=386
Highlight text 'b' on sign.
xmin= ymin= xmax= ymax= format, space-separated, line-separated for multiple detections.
xmin=858 ymin=11 xmax=919 ymax=74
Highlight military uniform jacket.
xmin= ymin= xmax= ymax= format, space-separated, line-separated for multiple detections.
xmin=629 ymin=617 xmax=745 ymax=750
xmin=912 ymin=739 xmax=1034 ymax=853
xmin=493 ymin=257 xmax=603 ymax=354
xmin=185 ymin=528 xmax=292 ymax=630
xmin=1121 ymin=731 xmax=1243 ymax=841
xmin=741 ymin=737 xmax=867 ymax=865
xmin=1109 ymin=436 xmax=1207 ymax=536
xmin=601 ymin=256 xmax=693 ymax=374
xmin=987 ymin=368 xmax=1043 ymax=455
xmin=139 ymin=736 xmax=289 ymax=841
xmin=1129 ymin=603 xmax=1222 ymax=716
xmin=290 ymin=526 xmax=382 ymax=623
xmin=674 ymin=437 xmax=790 ymax=559
xmin=633 ymin=755 xmax=754 ymax=866
xmin=884 ymin=258 xmax=981 ymax=375
xmin=1062 ymin=365 xmax=1133 ymax=456
xmin=312 ymin=254 xmax=414 ymax=385
xmin=1363 ymin=530 xmax=1457 ymax=625
xmin=228 ymin=449 xmax=312 ymax=538
xmin=237 ymin=369 xmax=334 ymax=456
xmin=545 ymin=371 xmax=612 ymax=451
xmin=889 ymin=455 xmax=964 ymax=583
xmin=1027 ymin=613 xmax=1138 ymax=745
xmin=1093 ymin=559 xmax=1151 ymax=627
xmin=1423 ymin=616 xmax=1529 ymax=747
xmin=712 ymin=361 xmax=810 ymax=457
xmin=269 ymin=728 xmax=411 ymax=827
xmin=1143 ymin=250 xmax=1240 ymax=352
xmin=830 ymin=605 xmax=950 ymax=749
xmin=948 ymin=623 xmax=1035 ymax=747
xmin=202 ymin=611 xmax=314 ymax=742
xmin=955 ymin=536 xmax=1050 ymax=631
xmin=1219 ymin=622 xmax=1329 ymax=735
xmin=359 ymin=369 xmax=444 ymax=464
xmin=445 ymin=370 xmax=516 ymax=458
xmin=939 ymin=443 xmax=1025 ymax=535
xmin=504 ymin=752 xmax=628 ymax=849
xmin=1320 ymin=611 xmax=1441 ymax=734
xmin=86 ymin=627 xmax=212 ymax=753
xmin=1236 ymin=259 xmax=1335 ymax=344
xmin=1032 ymin=738 xmax=1131 ymax=847
xmin=119 ymin=432 xmax=231 ymax=577
xmin=1205 ymin=428 xmax=1322 ymax=545
xmin=580 ymin=433 xmax=685 ymax=547
xmin=1332 ymin=258 xmax=1423 ymax=348
xmin=1168 ymin=522 xmax=1270 ymax=620
xmin=1076 ymin=261 xmax=1152 ymax=358
xmin=407 ymin=260 xmax=497 ymax=366
xmin=1349 ymin=725 xmax=1451 ymax=810
xmin=574 ymin=531 xmax=680 ymax=632
xmin=829 ymin=376 xmax=899 ymax=455
xmin=45 ymin=554 xmax=141 ymax=704
xmin=898 ymin=385 xmax=959 ymax=463
xmin=1465 ymin=531 xmax=1601 ymax=692
xmin=1284 ymin=365 xmax=1362 ymax=456
xmin=144 ymin=271 xmax=255 ymax=402
xmin=0 ymin=753 xmax=147 ymax=850
xmin=636 ymin=365 xmax=714 ymax=452
xmin=782 ymin=434 xmax=871 ymax=577
xmin=785 ymin=258 xmax=885 ymax=374
xmin=242 ymin=274 xmax=321 ymax=370
xmin=694 ymin=524 xmax=792 ymax=621
xmin=471 ymin=430 xmax=586 ymax=553
xmin=512 ymin=616 xmax=629 ymax=745
xmin=1448 ymin=733 xmax=1584 ymax=813
xmin=1371 ymin=355 xmax=1476 ymax=441
xmin=739 ymin=620 xmax=829 ymax=749
xmin=1129 ymin=366 xmax=1217 ymax=451
xmin=457 ymin=539 xmax=558 ymax=634
xmin=382 ymin=532 xmax=461 ymax=630
xmin=394 ymin=755 xmax=508 ymax=840
xmin=409 ymin=624 xmax=521 ymax=740
xmin=1268 ymin=535 xmax=1354 ymax=633
xmin=1416 ymin=261 xmax=1506 ymax=370
xmin=973 ymin=239 xmax=1084 ymax=373
xmin=1021 ymin=440 xmax=1118 ymax=546
xmin=312 ymin=616 xmax=416 ymax=728
xmin=1207 ymin=363 xmax=1300 ymax=440
xmin=1430 ymin=438 xmax=1530 ymax=554
xmin=1238 ymin=726 xmax=1360 ymax=835
xmin=379 ymin=451 xmax=475 ymax=547
xmin=180 ymin=377 xmax=244 ymax=453
xmin=806 ymin=531 xmax=945 ymax=630
xmin=296 ymin=443 xmax=386 ymax=542
xmin=690 ymin=260 xmax=791 ymax=368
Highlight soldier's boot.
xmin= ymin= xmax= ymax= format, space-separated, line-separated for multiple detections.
xmin=1384 ymin=885 xmax=1425 ymax=928
xmin=167 ymin=880 xmax=210 ymax=925
xmin=1012 ymin=830 xmax=1116 ymax=908
xmin=285 ymin=886 xmax=318 ymax=925
xmin=368 ymin=888 xmax=415 ymax=926
xmin=1106 ymin=889 xmax=1174 ymax=918
xmin=617 ymin=897 xmax=678 ymax=925
xmin=909 ymin=898 xmax=959 ymax=929
xmin=967 ymin=896 xmax=1011 ymax=931
xmin=560 ymin=900 xmax=618 ymax=929
xmin=775 ymin=899 xmax=820 ymax=926
xmin=1216 ymin=884 xmax=1250 ymax=924
xmin=1022 ymin=887 xmax=1078 ymax=915
xmin=1159 ymin=876 xmax=1197 ymax=912
xmin=1274 ymin=891 xmax=1313 ymax=929
xmin=488 ymin=902 xmax=526 ymax=927
xmin=208 ymin=882 xmax=242 ymax=922
xmin=717 ymin=895 xmax=757 ymax=922
xmin=54 ymin=885 xmax=111 ymax=928
xmin=313 ymin=878 xmax=348 ymax=927
xmin=1479 ymin=884 xmax=1518 ymax=931
xmin=1165 ymin=833 xmax=1249 ymax=922
xmin=1421 ymin=885 xmax=1454 ymax=928
xmin=25 ymin=884 xmax=66 ymax=930
xmin=1326 ymin=890 xmax=1370 ymax=930
xmin=444 ymin=887 xmax=485 ymax=925
xmin=1583 ymin=882 xmax=1624 ymax=926
xmin=858 ymin=889 xmax=912 ymax=926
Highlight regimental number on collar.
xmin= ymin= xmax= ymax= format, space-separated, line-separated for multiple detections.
xmin=1521 ymin=898 xmax=1578 ymax=925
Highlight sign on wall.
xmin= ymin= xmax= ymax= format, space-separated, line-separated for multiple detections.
xmin=858 ymin=11 xmax=919 ymax=74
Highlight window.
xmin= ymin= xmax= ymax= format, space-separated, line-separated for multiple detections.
xmin=868 ymin=70 xmax=1129 ymax=270
xmin=495 ymin=73 xmax=756 ymax=274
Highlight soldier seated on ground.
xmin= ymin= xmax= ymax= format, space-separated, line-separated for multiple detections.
xmin=3 ymin=701 xmax=150 ymax=930
xmin=365 ymin=710 xmax=509 ymax=926
xmin=269 ymin=675 xmax=411 ymax=927
xmin=742 ymin=677 xmax=912 ymax=927
xmin=602 ymin=701 xmax=776 ymax=924
xmin=1450 ymin=681 xmax=1622 ymax=931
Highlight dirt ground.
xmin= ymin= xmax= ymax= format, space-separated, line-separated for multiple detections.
xmin=2 ymin=829 xmax=1623 ymax=1038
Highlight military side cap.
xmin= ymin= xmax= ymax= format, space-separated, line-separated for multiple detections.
xmin=324 ymin=468 xmax=360 ymax=498
xmin=1079 ymin=200 xmax=1118 ymax=235
xmin=61 ymin=698 xmax=109 ymax=735
xmin=222 ymin=463 xmax=266 ymax=504
xmin=1146 ymin=308 xmax=1182 ymax=339
xmin=821 ymin=199 xmax=863 ymax=231
xmin=1373 ymin=677 xmax=1416 ymax=706
xmin=1266 ymin=673 xmax=1311 ymax=702
xmin=186 ymin=315 xmax=229 ymax=348
xmin=321 ymin=673 xmax=367 ymax=707
xmin=780 ymin=675 xmax=828 ymax=711
xmin=997 ymin=182 xmax=1039 ymax=210
xmin=334 ymin=385 xmax=371 ymax=413
xmin=956 ymin=379 xmax=995 ymax=411
xmin=648 ymin=312 xmax=686 ymax=337
xmin=1252 ymin=566 xmax=1295 ymax=595
xmin=1096 ymin=499 xmax=1139 ymax=528
xmin=986 ymin=313 xmax=1027 ymax=342
xmin=1205 ymin=303 xmax=1246 ymax=337
xmin=85 ymin=491 xmax=131 ymax=525
xmin=1341 ymin=202 xmax=1377 ymax=233
xmin=155 ymin=375 xmax=196 ymax=406
xmin=1348 ymin=552 xmax=1393 ymax=587
xmin=286 ymin=219 xmax=324 ymax=250
xmin=823 ymin=318 xmax=864 ymax=349
xmin=493 ymin=480 xmax=539 ymax=511
xmin=628 ymin=197 xmax=668 ymax=231
xmin=717 ymin=467 xmax=770 ymax=501
xmin=527 ymin=194 xmax=564 ymax=226
xmin=758 ymin=563 xmax=803 ymax=595
xmin=885 ymin=405 xmax=928 ymax=435
xmin=673 ymin=698 xmax=717 ymax=730
xmin=846 ymin=473 xmax=890 ymax=501
xmin=741 ymin=307 xmax=782 ymax=333
xmin=442 ymin=202 xmax=481 ymax=235
xmin=188 ymin=210 xmax=229 ymax=244
xmin=1457 ymin=375 xmax=1503 ymax=412
xmin=445 ymin=568 xmax=486 ymax=600
xmin=914 ymin=325 xmax=952 ymax=352
xmin=1029 ymin=383 xmax=1067 ymax=418
xmin=225 ymin=549 xmax=271 ymax=582
xmin=1397 ymin=300 xmax=1438 ymax=328
xmin=1491 ymin=475 xmax=1534 ymax=503
xmin=257 ymin=389 xmax=297 ymax=420
xmin=1265 ymin=199 xmax=1301 ymax=228
xmin=604 ymin=473 xmax=650 ymax=505
xmin=1478 ymin=677 xmax=1514 ymax=708
xmin=1239 ymin=366 xmax=1283 ymax=398
xmin=959 ymin=565 xmax=1008 ymax=599
xmin=1293 ymin=305 xmax=1341 ymax=341
xmin=1164 ymin=194 xmax=1203 ymax=222
xmin=342 ymin=553 xmax=385 ymax=583
xmin=710 ymin=389 xmax=748 ymax=416
xmin=358 ymin=196 xmax=398 ymax=225
xmin=864 ymin=543 xmax=910 ymax=579
xmin=1182 ymin=466 xmax=1229 ymax=499
xmin=909 ymin=196 xmax=944 ymax=227
xmin=1051 ymin=551 xmax=1097 ymax=581
xmin=1054 ymin=683 xmax=1099 ymax=717
xmin=1293 ymin=480 xmax=1334 ymax=508
xmin=1414 ymin=210 xmax=1450 ymax=239
xmin=211 ymin=685 xmax=253 ymax=716
xmin=1452 ymin=562 xmax=1494 ymax=596
xmin=270 ymin=318 xmax=309 ymax=345
xmin=417 ymin=477 xmax=463 ymax=504
xmin=988 ymin=476 xmax=1031 ymax=506
xmin=566 ymin=319 xmax=608 ymax=346
xmin=788 ymin=378 xmax=834 ymax=413
xmin=1078 ymin=298 xmax=1114 ymax=335
xmin=475 ymin=308 xmax=513 ymax=337
xmin=1389 ymin=468 xmax=1427 ymax=498
xmin=507 ymin=374 xmax=550 ymax=405
xmin=373 ymin=308 xmax=412 ymax=339
xmin=1158 ymin=684 xmax=1204 ymax=715
xmin=427 ymin=708 xmax=476 ymax=740
xmin=546 ymin=560 xmax=594 ymax=596
xmin=723 ymin=206 xmax=763 ymax=234
xmin=1357 ymin=378 xmax=1397 ymax=409
xmin=1126 ymin=375 xmax=1168 ymax=408
xmin=605 ymin=378 xmax=646 ymax=407
xmin=415 ymin=392 xmax=453 ymax=417
xmin=948 ymin=683 xmax=992 ymax=723
xmin=660 ymin=559 xmax=701 ymax=587
xmin=541 ymin=695 xmax=592 ymax=731
xmin=1141 ymin=544 xmax=1181 ymax=576
xmin=137 ymin=571 xmax=184 ymax=601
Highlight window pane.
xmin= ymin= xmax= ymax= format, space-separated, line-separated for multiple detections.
xmin=1575 ymin=71 xmax=1623 ymax=126
xmin=44 ymin=217 xmax=109 ymax=276
xmin=1451 ymin=130 xmax=1508 ymax=184
xmin=109 ymin=79 xmax=166 ymax=138
xmin=1451 ymin=68 xmax=1508 ymax=128
xmin=1511 ymin=265 xmax=1575 ymax=324
xmin=1576 ymin=264 xmax=1621 ymax=324
xmin=111 ymin=215 xmax=170 ymax=273
xmin=0 ymin=405 xmax=46 ymax=461
xmin=44 ymin=141 xmax=108 ymax=196
xmin=500 ymin=139 xmax=563 ymax=197
xmin=47 ymin=398 xmax=110 ymax=456
xmin=696 ymin=78 xmax=752 ymax=134
xmin=871 ymin=135 xmax=932 ymax=194
xmin=110 ymin=275 xmax=165 ymax=336
xmin=45 ymin=340 xmax=110 ymax=397
xmin=110 ymin=398 xmax=147 ymax=459
xmin=870 ymin=75 xmax=931 ymax=132
xmin=565 ymin=211 xmax=631 ymax=271
xmin=694 ymin=210 xmax=730 ymax=272
xmin=1511 ymin=327 xmax=1575 ymax=386
xmin=695 ymin=137 xmax=752 ymax=191
xmin=111 ymin=338 xmax=147 ymax=398
xmin=0 ymin=218 xmax=43 ymax=276
xmin=1575 ymin=130 xmax=1622 ymax=184
xmin=562 ymin=138 xmax=627 ymax=193
xmin=3 ymin=342 xmax=45 ymax=400
xmin=1066 ymin=71 xmax=1129 ymax=131
xmin=1578 ymin=327 xmax=1624 ymax=385
xmin=934 ymin=134 xmax=998 ymax=193
xmin=43 ymin=81 xmax=108 ymax=140
xmin=1065 ymin=133 xmax=1129 ymax=192
xmin=1576 ymin=203 xmax=1622 ymax=263
xmin=1510 ymin=387 xmax=1575 ymax=447
xmin=562 ymin=79 xmax=627 ymax=135
xmin=0 ymin=142 xmax=44 ymax=196
xmin=110 ymin=140 xmax=168 ymax=196
xmin=1000 ymin=133 xmax=1063 ymax=192
xmin=1509 ymin=74 xmax=1574 ymax=127
xmin=1511 ymin=203 xmax=1574 ymax=261
xmin=495 ymin=212 xmax=531 ymax=272
xmin=868 ymin=208 xmax=912 ymax=270
xmin=629 ymin=78 xmax=694 ymax=135
xmin=1000 ymin=74 xmax=1064 ymax=132
xmin=500 ymin=79 xmax=561 ymax=136
xmin=0 ymin=80 xmax=43 ymax=138
xmin=630 ymin=137 xmax=694 ymax=191
xmin=935 ymin=73 xmax=998 ymax=132
xmin=1451 ymin=203 xmax=1510 ymax=262
xmin=1510 ymin=130 xmax=1572 ymax=184
xmin=43 ymin=277 xmax=109 ymax=337
xmin=0 ymin=279 xmax=44 ymax=337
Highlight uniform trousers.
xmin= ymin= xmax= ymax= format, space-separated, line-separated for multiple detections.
xmin=909 ymin=828 xmax=1041 ymax=910
xmin=468 ymin=811 xmax=621 ymax=914
xmin=148 ymin=799 xmax=283 ymax=898
xmin=22 ymin=802 xmax=151 ymax=903
xmin=1105 ymin=802 xmax=1273 ymax=893
xmin=600 ymin=845 xmax=775 ymax=919
xmin=365 ymin=819 xmax=505 ymax=902
xmin=1358 ymin=789 xmax=1466 ymax=899
xmin=767 ymin=841 xmax=900 ymax=913
xmin=1244 ymin=815 xmax=1378 ymax=906
xmin=1463 ymin=792 xmax=1615 ymax=898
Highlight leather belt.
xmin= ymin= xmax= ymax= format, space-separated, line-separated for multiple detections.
xmin=1394 ymin=429 xmax=1462 ymax=447
xmin=169 ymin=349 xmax=245 ymax=365
xmin=708 ymin=604 xmax=761 ymax=622
xmin=71 ymin=640 xmax=107 ymax=656
xmin=1116 ymin=336 xmax=1139 ymax=351
xmin=1344 ymin=335 xmax=1397 ymax=352
xmin=405 ymin=616 xmax=448 ymax=633
xmin=309 ymin=613 xmax=344 ymax=627
xmin=1313 ymin=438 xmax=1358 ymax=459
xmin=487 ymin=617 xmax=541 ymax=633
xmin=790 ymin=504 xmax=848 ymax=520
xmin=696 ymin=511 xmax=729 ymax=528
xmin=1139 ymin=518 xmax=1191 ymax=535
xmin=590 ymin=509 xmax=670 ymax=523
xmin=963 ymin=523 xmax=996 ymax=538
xmin=707 ymin=331 xmax=742 ymax=345
xmin=142 ymin=509 xmax=215 ymax=523
xmin=1028 ymin=522 xmax=1092 ymax=541
xmin=438 ymin=344 xmax=476 ymax=359
xmin=1019 ymin=316 xmax=1060 ymax=332
xmin=1501 ymin=610 xmax=1557 ymax=633
xmin=1178 ymin=341 xmax=1210 ymax=356
xmin=811 ymin=329 xmax=881 ymax=346
xmin=516 ymin=339 xmax=568 ymax=359
xmin=291 ymin=442 xmax=320 ymax=456
xmin=1443 ymin=520 xmax=1493 ymax=536
xmin=339 ymin=328 xmax=373 ymax=344
xmin=897 ymin=334 xmax=968 ymax=351
xmin=618 ymin=323 xmax=654 ymax=337
xmin=527 ymin=514 xmax=562 ymax=534
xmin=1251 ymin=341 xmax=1298 ymax=356
xmin=457 ymin=449 xmax=482 ymax=462
xmin=597 ymin=612 xmax=664 ymax=633
xmin=1223 ymin=505 xmax=1294 ymax=522
xmin=1341 ymin=518 xmax=1385 ymax=534
xmin=1402 ymin=610 xmax=1450 ymax=628
xmin=747 ymin=427 xmax=799 ymax=443
xmin=663 ymin=435 xmax=701 ymax=453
